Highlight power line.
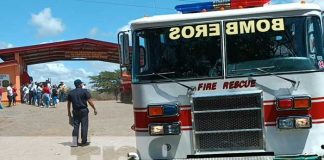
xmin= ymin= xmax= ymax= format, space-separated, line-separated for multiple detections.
xmin=75 ymin=0 xmax=174 ymax=10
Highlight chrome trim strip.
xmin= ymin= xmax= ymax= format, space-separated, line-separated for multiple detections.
xmin=191 ymin=90 xmax=261 ymax=98
xmin=194 ymin=150 xmax=269 ymax=155
xmin=193 ymin=107 xmax=261 ymax=113
xmin=190 ymin=95 xmax=198 ymax=153
xmin=261 ymin=91 xmax=266 ymax=151
xmin=264 ymin=102 xmax=275 ymax=106
xmin=181 ymin=126 xmax=193 ymax=129
xmin=135 ymin=127 xmax=149 ymax=131
xmin=264 ymin=122 xmax=276 ymax=125
xmin=313 ymin=118 xmax=324 ymax=122
xmin=134 ymin=109 xmax=147 ymax=112
xmin=195 ymin=128 xmax=262 ymax=134
xmin=312 ymin=99 xmax=324 ymax=102
xmin=180 ymin=106 xmax=192 ymax=110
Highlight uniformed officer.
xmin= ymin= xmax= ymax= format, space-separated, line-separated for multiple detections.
xmin=67 ymin=79 xmax=97 ymax=147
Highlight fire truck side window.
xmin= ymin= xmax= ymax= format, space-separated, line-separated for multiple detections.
xmin=322 ymin=12 xmax=324 ymax=52
xmin=133 ymin=23 xmax=222 ymax=82
xmin=136 ymin=33 xmax=147 ymax=72
xmin=226 ymin=16 xmax=322 ymax=77
xmin=307 ymin=17 xmax=319 ymax=55
xmin=306 ymin=16 xmax=324 ymax=67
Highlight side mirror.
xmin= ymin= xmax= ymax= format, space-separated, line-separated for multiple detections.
xmin=118 ymin=31 xmax=130 ymax=67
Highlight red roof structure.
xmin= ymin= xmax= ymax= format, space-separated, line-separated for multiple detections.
xmin=0 ymin=38 xmax=120 ymax=103
xmin=0 ymin=38 xmax=119 ymax=65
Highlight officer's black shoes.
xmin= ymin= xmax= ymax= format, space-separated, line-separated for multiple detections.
xmin=79 ymin=142 xmax=90 ymax=147
xmin=71 ymin=143 xmax=78 ymax=147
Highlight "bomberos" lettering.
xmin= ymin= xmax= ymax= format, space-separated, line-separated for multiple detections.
xmin=169 ymin=18 xmax=284 ymax=40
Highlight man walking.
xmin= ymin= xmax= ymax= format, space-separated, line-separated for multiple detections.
xmin=67 ymin=79 xmax=97 ymax=147
xmin=0 ymin=86 xmax=3 ymax=110
xmin=59 ymin=82 xmax=66 ymax=102
xmin=6 ymin=83 xmax=13 ymax=107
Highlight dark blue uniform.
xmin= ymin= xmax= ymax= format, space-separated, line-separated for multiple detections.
xmin=68 ymin=88 xmax=91 ymax=144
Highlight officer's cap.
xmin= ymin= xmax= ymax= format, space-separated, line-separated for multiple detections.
xmin=74 ymin=79 xmax=83 ymax=87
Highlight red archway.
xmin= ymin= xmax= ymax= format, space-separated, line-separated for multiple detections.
xmin=0 ymin=38 xmax=119 ymax=103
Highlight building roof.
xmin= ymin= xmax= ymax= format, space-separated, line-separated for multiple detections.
xmin=0 ymin=38 xmax=120 ymax=65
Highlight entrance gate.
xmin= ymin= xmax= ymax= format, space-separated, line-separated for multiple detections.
xmin=0 ymin=38 xmax=119 ymax=103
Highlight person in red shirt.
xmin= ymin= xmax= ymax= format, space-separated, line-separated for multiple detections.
xmin=0 ymin=86 xmax=3 ymax=109
xmin=42 ymin=84 xmax=51 ymax=108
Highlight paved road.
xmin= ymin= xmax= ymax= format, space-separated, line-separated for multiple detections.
xmin=0 ymin=101 xmax=136 ymax=160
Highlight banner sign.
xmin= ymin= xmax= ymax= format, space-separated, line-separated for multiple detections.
xmin=0 ymin=74 xmax=10 ymax=87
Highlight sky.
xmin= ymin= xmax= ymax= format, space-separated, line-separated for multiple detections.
xmin=0 ymin=0 xmax=323 ymax=88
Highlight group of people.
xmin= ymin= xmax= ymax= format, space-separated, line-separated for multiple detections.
xmin=21 ymin=81 xmax=68 ymax=108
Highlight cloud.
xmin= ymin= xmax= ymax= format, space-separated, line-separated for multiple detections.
xmin=271 ymin=0 xmax=299 ymax=4
xmin=271 ymin=0 xmax=324 ymax=8
xmin=118 ymin=24 xmax=131 ymax=32
xmin=0 ymin=41 xmax=14 ymax=49
xmin=88 ymin=27 xmax=113 ymax=39
xmin=30 ymin=8 xmax=65 ymax=37
xmin=39 ymin=39 xmax=65 ymax=44
xmin=89 ymin=27 xmax=99 ymax=37
xmin=28 ymin=62 xmax=93 ymax=88
xmin=311 ymin=0 xmax=324 ymax=9
xmin=28 ymin=61 xmax=119 ymax=89
xmin=89 ymin=61 xmax=119 ymax=74
xmin=116 ymin=20 xmax=136 ymax=43
xmin=118 ymin=20 xmax=135 ymax=32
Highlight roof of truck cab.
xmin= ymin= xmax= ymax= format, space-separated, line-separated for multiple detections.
xmin=131 ymin=3 xmax=321 ymax=30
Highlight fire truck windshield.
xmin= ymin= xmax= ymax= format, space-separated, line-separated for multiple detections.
xmin=133 ymin=16 xmax=323 ymax=83
xmin=227 ymin=16 xmax=323 ymax=76
xmin=133 ymin=22 xmax=222 ymax=82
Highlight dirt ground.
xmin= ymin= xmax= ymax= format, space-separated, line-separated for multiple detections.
xmin=0 ymin=101 xmax=136 ymax=160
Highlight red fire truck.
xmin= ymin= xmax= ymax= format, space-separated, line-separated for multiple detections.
xmin=119 ymin=0 xmax=324 ymax=159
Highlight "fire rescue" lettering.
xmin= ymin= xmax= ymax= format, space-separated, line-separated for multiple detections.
xmin=223 ymin=80 xmax=256 ymax=89
xmin=169 ymin=18 xmax=285 ymax=40
xmin=198 ymin=82 xmax=217 ymax=91
xmin=196 ymin=80 xmax=256 ymax=91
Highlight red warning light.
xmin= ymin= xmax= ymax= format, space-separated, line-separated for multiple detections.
xmin=175 ymin=0 xmax=271 ymax=13
xmin=230 ymin=0 xmax=271 ymax=9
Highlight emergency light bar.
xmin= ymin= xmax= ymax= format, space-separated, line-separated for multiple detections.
xmin=147 ymin=104 xmax=179 ymax=118
xmin=149 ymin=122 xmax=181 ymax=136
xmin=175 ymin=0 xmax=271 ymax=13
xmin=276 ymin=96 xmax=311 ymax=110
xmin=277 ymin=116 xmax=312 ymax=129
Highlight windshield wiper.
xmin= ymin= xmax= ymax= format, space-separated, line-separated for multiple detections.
xmin=137 ymin=72 xmax=195 ymax=91
xmin=232 ymin=66 xmax=298 ymax=87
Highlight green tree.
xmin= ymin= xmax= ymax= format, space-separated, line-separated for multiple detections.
xmin=89 ymin=70 xmax=121 ymax=94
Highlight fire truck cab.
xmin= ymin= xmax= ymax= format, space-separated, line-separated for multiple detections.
xmin=119 ymin=0 xmax=324 ymax=159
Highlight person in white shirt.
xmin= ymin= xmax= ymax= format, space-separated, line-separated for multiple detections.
xmin=22 ymin=84 xmax=29 ymax=103
xmin=28 ymin=83 xmax=37 ymax=105
xmin=6 ymin=83 xmax=13 ymax=107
